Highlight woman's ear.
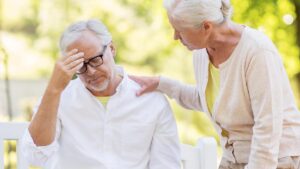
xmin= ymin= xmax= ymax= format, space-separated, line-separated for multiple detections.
xmin=202 ymin=21 xmax=212 ymax=32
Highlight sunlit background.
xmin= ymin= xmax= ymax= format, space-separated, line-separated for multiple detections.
xmin=0 ymin=0 xmax=299 ymax=168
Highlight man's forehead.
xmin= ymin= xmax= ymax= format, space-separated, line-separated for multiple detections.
xmin=66 ymin=31 xmax=103 ymax=52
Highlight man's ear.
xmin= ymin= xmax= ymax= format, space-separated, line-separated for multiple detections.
xmin=109 ymin=42 xmax=116 ymax=57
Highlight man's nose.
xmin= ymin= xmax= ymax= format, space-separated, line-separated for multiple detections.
xmin=86 ymin=65 xmax=97 ymax=75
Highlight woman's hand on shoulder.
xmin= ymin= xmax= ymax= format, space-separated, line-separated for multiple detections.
xmin=129 ymin=75 xmax=160 ymax=96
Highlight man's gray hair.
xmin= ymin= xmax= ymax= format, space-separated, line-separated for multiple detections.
xmin=59 ymin=19 xmax=112 ymax=53
xmin=163 ymin=0 xmax=232 ymax=28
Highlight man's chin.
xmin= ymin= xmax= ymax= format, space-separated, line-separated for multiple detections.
xmin=186 ymin=45 xmax=204 ymax=51
xmin=88 ymin=81 xmax=109 ymax=93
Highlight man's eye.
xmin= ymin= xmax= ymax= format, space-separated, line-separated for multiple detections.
xmin=90 ymin=57 xmax=101 ymax=63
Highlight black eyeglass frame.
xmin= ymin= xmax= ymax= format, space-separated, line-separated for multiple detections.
xmin=76 ymin=45 xmax=107 ymax=74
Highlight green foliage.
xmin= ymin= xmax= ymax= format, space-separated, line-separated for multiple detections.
xmin=232 ymin=0 xmax=300 ymax=106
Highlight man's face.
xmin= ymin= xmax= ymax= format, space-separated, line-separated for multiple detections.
xmin=168 ymin=14 xmax=208 ymax=50
xmin=66 ymin=31 xmax=115 ymax=93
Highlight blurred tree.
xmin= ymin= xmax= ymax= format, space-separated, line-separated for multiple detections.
xmin=231 ymin=0 xmax=300 ymax=104
xmin=291 ymin=0 xmax=300 ymax=89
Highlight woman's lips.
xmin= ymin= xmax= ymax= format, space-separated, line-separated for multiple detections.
xmin=180 ymin=39 xmax=187 ymax=46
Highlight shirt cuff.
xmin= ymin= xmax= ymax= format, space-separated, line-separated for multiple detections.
xmin=22 ymin=128 xmax=59 ymax=157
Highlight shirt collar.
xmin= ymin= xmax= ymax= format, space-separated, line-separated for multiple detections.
xmin=114 ymin=65 xmax=128 ymax=93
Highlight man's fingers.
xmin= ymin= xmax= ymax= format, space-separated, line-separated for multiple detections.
xmin=70 ymin=62 xmax=84 ymax=74
xmin=61 ymin=49 xmax=78 ymax=60
xmin=66 ymin=58 xmax=84 ymax=70
xmin=66 ymin=49 xmax=78 ymax=57
xmin=64 ymin=52 xmax=84 ymax=65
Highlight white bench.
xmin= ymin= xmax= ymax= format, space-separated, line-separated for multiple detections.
xmin=181 ymin=138 xmax=217 ymax=169
xmin=0 ymin=122 xmax=217 ymax=169
xmin=0 ymin=122 xmax=29 ymax=169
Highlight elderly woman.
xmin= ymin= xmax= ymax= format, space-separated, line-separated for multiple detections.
xmin=131 ymin=0 xmax=300 ymax=169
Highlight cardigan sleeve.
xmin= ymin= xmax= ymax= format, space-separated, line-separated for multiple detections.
xmin=245 ymin=49 xmax=284 ymax=169
xmin=157 ymin=76 xmax=203 ymax=111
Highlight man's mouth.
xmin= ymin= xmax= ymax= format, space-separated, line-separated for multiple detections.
xmin=89 ymin=76 xmax=105 ymax=84
xmin=88 ymin=77 xmax=99 ymax=83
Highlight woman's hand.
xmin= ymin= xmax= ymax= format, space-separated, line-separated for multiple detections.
xmin=129 ymin=75 xmax=160 ymax=96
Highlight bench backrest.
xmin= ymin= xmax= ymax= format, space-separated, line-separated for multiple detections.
xmin=0 ymin=122 xmax=30 ymax=169
xmin=181 ymin=137 xmax=217 ymax=169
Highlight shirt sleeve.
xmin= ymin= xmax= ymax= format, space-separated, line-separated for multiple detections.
xmin=245 ymin=49 xmax=284 ymax=169
xmin=20 ymin=118 xmax=61 ymax=167
xmin=149 ymin=99 xmax=181 ymax=169
xmin=158 ymin=76 xmax=202 ymax=111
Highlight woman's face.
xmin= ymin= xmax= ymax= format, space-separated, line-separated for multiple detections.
xmin=168 ymin=15 xmax=211 ymax=50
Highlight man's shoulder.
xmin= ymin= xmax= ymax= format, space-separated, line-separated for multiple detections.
xmin=127 ymin=78 xmax=169 ymax=105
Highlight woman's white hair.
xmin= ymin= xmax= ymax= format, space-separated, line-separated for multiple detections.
xmin=163 ymin=0 xmax=232 ymax=28
xmin=59 ymin=19 xmax=112 ymax=53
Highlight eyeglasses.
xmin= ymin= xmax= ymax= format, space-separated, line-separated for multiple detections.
xmin=76 ymin=45 xmax=107 ymax=74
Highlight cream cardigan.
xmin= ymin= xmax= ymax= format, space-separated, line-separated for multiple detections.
xmin=158 ymin=27 xmax=300 ymax=169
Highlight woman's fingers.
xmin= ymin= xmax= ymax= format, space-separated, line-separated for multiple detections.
xmin=136 ymin=86 xmax=147 ymax=96
xmin=129 ymin=75 xmax=160 ymax=96
xmin=129 ymin=75 xmax=144 ymax=85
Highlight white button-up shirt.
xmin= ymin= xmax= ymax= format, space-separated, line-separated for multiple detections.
xmin=21 ymin=67 xmax=181 ymax=169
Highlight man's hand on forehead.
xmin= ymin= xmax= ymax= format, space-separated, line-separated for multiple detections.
xmin=48 ymin=48 xmax=84 ymax=93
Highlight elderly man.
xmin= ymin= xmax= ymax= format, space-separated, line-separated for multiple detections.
xmin=20 ymin=19 xmax=181 ymax=169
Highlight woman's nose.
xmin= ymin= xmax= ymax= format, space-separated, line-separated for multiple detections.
xmin=174 ymin=30 xmax=180 ymax=40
